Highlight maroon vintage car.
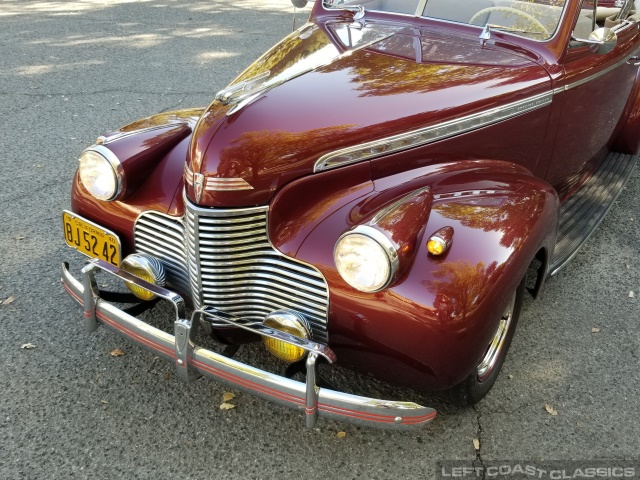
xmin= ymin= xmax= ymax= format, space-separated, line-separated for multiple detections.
xmin=62 ymin=0 xmax=639 ymax=429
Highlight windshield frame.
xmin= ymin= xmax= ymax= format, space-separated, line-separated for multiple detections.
xmin=320 ymin=0 xmax=574 ymax=44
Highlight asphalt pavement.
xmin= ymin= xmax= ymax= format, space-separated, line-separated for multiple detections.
xmin=0 ymin=1 xmax=639 ymax=479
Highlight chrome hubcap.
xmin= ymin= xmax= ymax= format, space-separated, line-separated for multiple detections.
xmin=477 ymin=291 xmax=517 ymax=382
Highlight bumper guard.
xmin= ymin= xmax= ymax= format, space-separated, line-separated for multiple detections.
xmin=61 ymin=259 xmax=436 ymax=430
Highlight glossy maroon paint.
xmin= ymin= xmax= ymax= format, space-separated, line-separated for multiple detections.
xmin=362 ymin=187 xmax=434 ymax=282
xmin=71 ymin=109 xmax=203 ymax=251
xmin=613 ymin=66 xmax=640 ymax=153
xmin=547 ymin=31 xmax=639 ymax=196
xmin=183 ymin=20 xmax=551 ymax=208
xmin=106 ymin=123 xmax=191 ymax=200
xmin=269 ymin=162 xmax=374 ymax=257
xmin=69 ymin=0 xmax=640 ymax=391
xmin=270 ymin=159 xmax=557 ymax=387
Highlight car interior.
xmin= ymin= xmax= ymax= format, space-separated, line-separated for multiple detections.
xmin=343 ymin=0 xmax=639 ymax=40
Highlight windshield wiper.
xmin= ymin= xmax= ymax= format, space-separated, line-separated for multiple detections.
xmin=480 ymin=23 xmax=547 ymax=42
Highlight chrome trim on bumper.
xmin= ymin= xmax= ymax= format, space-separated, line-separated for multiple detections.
xmin=196 ymin=307 xmax=337 ymax=364
xmin=62 ymin=260 xmax=436 ymax=430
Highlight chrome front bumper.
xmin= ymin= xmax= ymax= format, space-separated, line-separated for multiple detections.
xmin=61 ymin=259 xmax=436 ymax=430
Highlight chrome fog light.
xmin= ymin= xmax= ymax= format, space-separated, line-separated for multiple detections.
xmin=262 ymin=310 xmax=310 ymax=363
xmin=121 ymin=253 xmax=166 ymax=301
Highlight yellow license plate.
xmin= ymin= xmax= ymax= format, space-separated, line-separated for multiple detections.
xmin=62 ymin=211 xmax=121 ymax=266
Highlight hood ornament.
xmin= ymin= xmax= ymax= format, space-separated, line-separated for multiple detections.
xmin=216 ymin=70 xmax=271 ymax=105
xmin=193 ymin=173 xmax=205 ymax=203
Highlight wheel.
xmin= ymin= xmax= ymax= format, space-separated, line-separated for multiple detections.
xmin=446 ymin=276 xmax=526 ymax=407
xmin=469 ymin=7 xmax=550 ymax=36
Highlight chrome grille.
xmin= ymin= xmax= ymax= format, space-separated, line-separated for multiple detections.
xmin=188 ymin=202 xmax=329 ymax=342
xmin=134 ymin=212 xmax=190 ymax=296
xmin=134 ymin=203 xmax=330 ymax=342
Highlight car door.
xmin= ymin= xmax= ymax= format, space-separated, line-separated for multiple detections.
xmin=545 ymin=2 xmax=640 ymax=198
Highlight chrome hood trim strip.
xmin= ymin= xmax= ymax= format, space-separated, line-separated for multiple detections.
xmin=97 ymin=122 xmax=189 ymax=145
xmin=314 ymin=91 xmax=553 ymax=172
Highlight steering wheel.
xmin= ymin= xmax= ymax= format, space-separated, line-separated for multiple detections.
xmin=469 ymin=7 xmax=550 ymax=36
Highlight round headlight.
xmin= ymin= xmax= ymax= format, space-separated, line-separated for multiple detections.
xmin=334 ymin=227 xmax=397 ymax=293
xmin=78 ymin=146 xmax=123 ymax=201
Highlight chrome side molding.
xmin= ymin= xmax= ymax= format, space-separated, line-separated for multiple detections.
xmin=314 ymin=91 xmax=553 ymax=172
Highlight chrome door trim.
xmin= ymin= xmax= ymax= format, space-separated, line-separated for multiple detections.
xmin=554 ymin=47 xmax=640 ymax=94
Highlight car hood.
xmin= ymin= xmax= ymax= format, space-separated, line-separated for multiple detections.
xmin=186 ymin=21 xmax=551 ymax=207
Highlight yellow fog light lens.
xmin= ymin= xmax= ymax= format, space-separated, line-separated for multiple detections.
xmin=121 ymin=253 xmax=166 ymax=301
xmin=262 ymin=311 xmax=310 ymax=363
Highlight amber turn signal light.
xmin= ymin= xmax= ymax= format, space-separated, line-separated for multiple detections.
xmin=427 ymin=226 xmax=454 ymax=256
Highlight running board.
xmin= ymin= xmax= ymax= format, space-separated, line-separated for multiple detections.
xmin=549 ymin=151 xmax=637 ymax=276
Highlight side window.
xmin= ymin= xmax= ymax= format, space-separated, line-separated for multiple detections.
xmin=572 ymin=0 xmax=596 ymax=41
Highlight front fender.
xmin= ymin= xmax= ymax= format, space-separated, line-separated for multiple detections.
xmin=70 ymin=108 xmax=204 ymax=252
xmin=277 ymin=160 xmax=558 ymax=390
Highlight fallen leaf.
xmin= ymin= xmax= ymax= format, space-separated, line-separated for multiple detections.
xmin=592 ymin=327 xmax=600 ymax=333
xmin=21 ymin=343 xmax=36 ymax=350
xmin=473 ymin=438 xmax=480 ymax=450
xmin=110 ymin=348 xmax=125 ymax=357
xmin=101 ymin=400 xmax=109 ymax=404
xmin=2 ymin=295 xmax=16 ymax=305
xmin=336 ymin=431 xmax=347 ymax=438
xmin=545 ymin=404 xmax=558 ymax=416
xmin=223 ymin=392 xmax=236 ymax=402
xmin=219 ymin=403 xmax=235 ymax=410
xmin=629 ymin=291 xmax=635 ymax=298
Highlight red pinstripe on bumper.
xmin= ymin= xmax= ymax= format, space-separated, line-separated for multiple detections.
xmin=62 ymin=261 xmax=437 ymax=430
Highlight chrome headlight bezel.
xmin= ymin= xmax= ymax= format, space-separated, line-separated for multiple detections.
xmin=78 ymin=145 xmax=124 ymax=201
xmin=333 ymin=225 xmax=399 ymax=293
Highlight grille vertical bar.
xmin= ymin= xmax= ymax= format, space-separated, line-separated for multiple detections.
xmin=185 ymin=208 xmax=202 ymax=309
xmin=134 ymin=203 xmax=330 ymax=342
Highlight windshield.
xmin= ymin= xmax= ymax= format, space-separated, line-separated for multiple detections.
xmin=325 ymin=0 xmax=570 ymax=41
